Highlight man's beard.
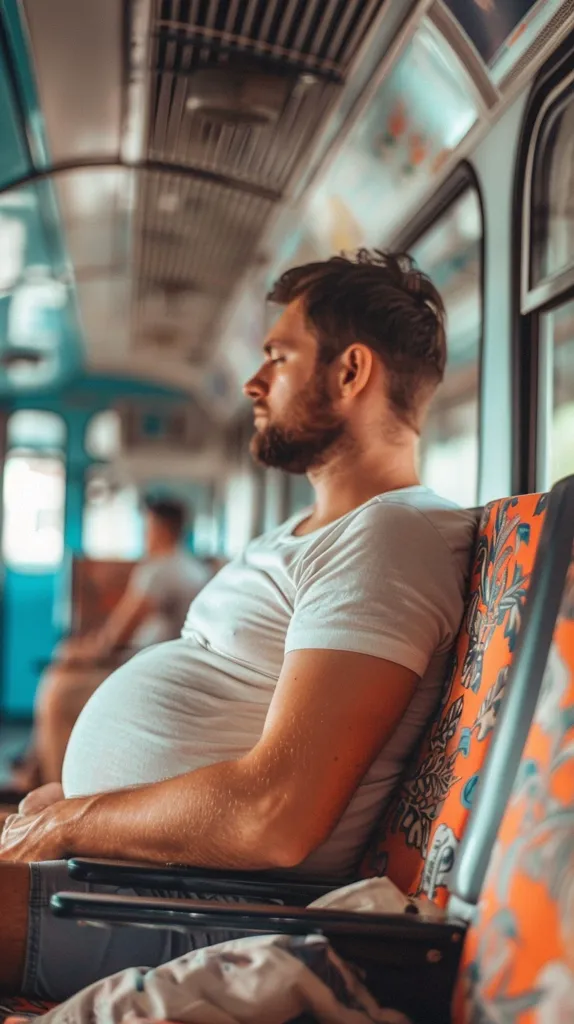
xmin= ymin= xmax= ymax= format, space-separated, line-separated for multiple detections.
xmin=250 ymin=368 xmax=346 ymax=474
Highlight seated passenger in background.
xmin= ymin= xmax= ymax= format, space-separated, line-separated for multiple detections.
xmin=0 ymin=250 xmax=477 ymax=1002
xmin=15 ymin=497 xmax=210 ymax=788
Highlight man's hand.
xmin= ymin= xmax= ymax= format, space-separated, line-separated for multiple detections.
xmin=57 ymin=635 xmax=103 ymax=664
xmin=0 ymin=796 xmax=81 ymax=863
xmin=19 ymin=782 xmax=64 ymax=815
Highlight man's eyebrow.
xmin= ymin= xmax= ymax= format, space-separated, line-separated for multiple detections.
xmin=263 ymin=338 xmax=290 ymax=355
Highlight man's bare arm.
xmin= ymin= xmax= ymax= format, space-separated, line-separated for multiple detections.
xmin=0 ymin=649 xmax=419 ymax=867
xmin=92 ymin=587 xmax=155 ymax=656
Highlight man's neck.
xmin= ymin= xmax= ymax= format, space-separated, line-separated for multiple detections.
xmin=297 ymin=445 xmax=420 ymax=535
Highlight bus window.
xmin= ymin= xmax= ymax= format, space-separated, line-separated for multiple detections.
xmin=82 ymin=471 xmax=144 ymax=560
xmin=85 ymin=409 xmax=122 ymax=460
xmin=2 ymin=411 xmax=66 ymax=569
xmin=410 ymin=188 xmax=482 ymax=506
xmin=539 ymin=302 xmax=574 ymax=484
xmin=3 ymin=452 xmax=66 ymax=568
xmin=530 ymin=90 xmax=574 ymax=286
xmin=7 ymin=409 xmax=66 ymax=451
xmin=526 ymin=78 xmax=574 ymax=486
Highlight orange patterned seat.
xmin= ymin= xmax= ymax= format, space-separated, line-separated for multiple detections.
xmin=360 ymin=493 xmax=548 ymax=906
xmin=0 ymin=998 xmax=55 ymax=1024
xmin=455 ymin=560 xmax=574 ymax=1023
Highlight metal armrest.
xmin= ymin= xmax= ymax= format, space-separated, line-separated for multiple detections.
xmin=52 ymin=889 xmax=463 ymax=943
xmin=52 ymin=893 xmax=465 ymax=1022
xmin=67 ymin=857 xmax=339 ymax=905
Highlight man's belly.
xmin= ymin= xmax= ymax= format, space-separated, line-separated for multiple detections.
xmin=62 ymin=638 xmax=273 ymax=798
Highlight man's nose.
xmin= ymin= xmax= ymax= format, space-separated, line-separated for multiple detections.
xmin=243 ymin=368 xmax=269 ymax=400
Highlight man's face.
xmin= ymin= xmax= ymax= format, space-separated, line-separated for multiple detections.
xmin=243 ymin=298 xmax=345 ymax=473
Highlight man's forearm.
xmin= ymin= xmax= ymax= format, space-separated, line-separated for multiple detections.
xmin=58 ymin=760 xmax=294 ymax=870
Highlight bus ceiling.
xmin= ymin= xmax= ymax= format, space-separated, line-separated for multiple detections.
xmin=0 ymin=0 xmax=571 ymax=417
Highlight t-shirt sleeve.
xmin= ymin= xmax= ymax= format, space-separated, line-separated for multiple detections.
xmin=285 ymin=502 xmax=466 ymax=677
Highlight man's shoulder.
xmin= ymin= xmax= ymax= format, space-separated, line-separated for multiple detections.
xmin=342 ymin=487 xmax=475 ymax=536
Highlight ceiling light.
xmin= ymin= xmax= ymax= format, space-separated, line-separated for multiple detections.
xmin=186 ymin=66 xmax=294 ymax=127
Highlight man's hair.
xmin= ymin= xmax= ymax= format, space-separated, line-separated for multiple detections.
xmin=142 ymin=496 xmax=187 ymax=539
xmin=268 ymin=249 xmax=446 ymax=429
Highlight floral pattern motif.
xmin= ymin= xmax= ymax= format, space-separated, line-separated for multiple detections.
xmin=456 ymin=564 xmax=574 ymax=1023
xmin=360 ymin=495 xmax=547 ymax=904
xmin=0 ymin=999 xmax=55 ymax=1024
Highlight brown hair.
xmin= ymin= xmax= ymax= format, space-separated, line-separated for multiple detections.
xmin=142 ymin=496 xmax=187 ymax=539
xmin=268 ymin=249 xmax=446 ymax=429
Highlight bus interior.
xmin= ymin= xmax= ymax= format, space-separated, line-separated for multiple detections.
xmin=0 ymin=1 xmax=573 ymax=1021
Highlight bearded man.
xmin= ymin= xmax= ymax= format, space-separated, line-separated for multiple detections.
xmin=0 ymin=250 xmax=475 ymax=1002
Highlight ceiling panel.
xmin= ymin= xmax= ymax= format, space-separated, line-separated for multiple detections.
xmin=22 ymin=0 xmax=124 ymax=163
xmin=53 ymin=167 xmax=134 ymax=274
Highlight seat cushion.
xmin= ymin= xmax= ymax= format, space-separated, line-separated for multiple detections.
xmin=360 ymin=493 xmax=548 ymax=905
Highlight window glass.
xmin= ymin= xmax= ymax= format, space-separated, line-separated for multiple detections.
xmin=7 ymin=409 xmax=66 ymax=451
xmin=2 ymin=452 xmax=65 ymax=567
xmin=287 ymin=476 xmax=313 ymax=517
xmin=82 ymin=471 xmax=144 ymax=560
xmin=539 ymin=300 xmax=574 ymax=485
xmin=223 ymin=472 xmax=260 ymax=558
xmin=410 ymin=189 xmax=482 ymax=506
xmin=85 ymin=409 xmax=122 ymax=460
xmin=303 ymin=19 xmax=479 ymax=253
xmin=531 ymin=89 xmax=574 ymax=286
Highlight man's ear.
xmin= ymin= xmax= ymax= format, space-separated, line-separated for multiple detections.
xmin=337 ymin=344 xmax=374 ymax=398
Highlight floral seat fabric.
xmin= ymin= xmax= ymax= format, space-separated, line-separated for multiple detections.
xmin=456 ymin=561 xmax=574 ymax=1024
xmin=0 ymin=999 xmax=55 ymax=1024
xmin=360 ymin=494 xmax=548 ymax=906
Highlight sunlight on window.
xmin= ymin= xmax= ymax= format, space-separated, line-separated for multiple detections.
xmin=223 ymin=473 xmax=259 ymax=558
xmin=82 ymin=472 xmax=144 ymax=560
xmin=7 ymin=409 xmax=66 ymax=451
xmin=552 ymin=403 xmax=574 ymax=481
xmin=540 ymin=302 xmax=574 ymax=485
xmin=85 ymin=409 xmax=122 ymax=460
xmin=2 ymin=454 xmax=65 ymax=567
xmin=411 ymin=189 xmax=482 ymax=506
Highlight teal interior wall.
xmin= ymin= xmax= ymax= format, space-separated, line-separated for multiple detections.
xmin=0 ymin=372 xmax=199 ymax=718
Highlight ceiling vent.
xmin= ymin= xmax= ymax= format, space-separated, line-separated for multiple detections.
xmin=185 ymin=65 xmax=296 ymax=127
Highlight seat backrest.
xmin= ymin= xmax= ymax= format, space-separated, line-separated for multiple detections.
xmin=71 ymin=557 xmax=137 ymax=635
xmin=456 ymin=560 xmax=574 ymax=1023
xmin=360 ymin=493 xmax=548 ymax=905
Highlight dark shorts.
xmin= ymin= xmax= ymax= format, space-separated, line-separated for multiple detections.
xmin=24 ymin=861 xmax=248 ymax=1003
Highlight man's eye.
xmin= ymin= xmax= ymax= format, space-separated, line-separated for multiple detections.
xmin=268 ymin=354 xmax=285 ymax=365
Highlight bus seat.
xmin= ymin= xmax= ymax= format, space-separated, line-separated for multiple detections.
xmin=359 ymin=492 xmax=548 ymax=906
xmin=70 ymin=558 xmax=137 ymax=637
xmin=454 ymin=560 xmax=574 ymax=1023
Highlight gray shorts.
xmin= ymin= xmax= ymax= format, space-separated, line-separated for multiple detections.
xmin=24 ymin=861 xmax=248 ymax=1003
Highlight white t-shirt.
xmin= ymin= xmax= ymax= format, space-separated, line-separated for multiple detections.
xmin=128 ymin=551 xmax=211 ymax=649
xmin=63 ymin=486 xmax=476 ymax=878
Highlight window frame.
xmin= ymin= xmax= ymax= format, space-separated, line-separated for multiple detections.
xmin=515 ymin=33 xmax=574 ymax=492
xmin=392 ymin=161 xmax=485 ymax=507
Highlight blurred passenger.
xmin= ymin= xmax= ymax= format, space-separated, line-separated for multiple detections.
xmin=16 ymin=497 xmax=210 ymax=787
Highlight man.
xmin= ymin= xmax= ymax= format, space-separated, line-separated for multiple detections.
xmin=0 ymin=250 xmax=476 ymax=1001
xmin=15 ymin=496 xmax=210 ymax=787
